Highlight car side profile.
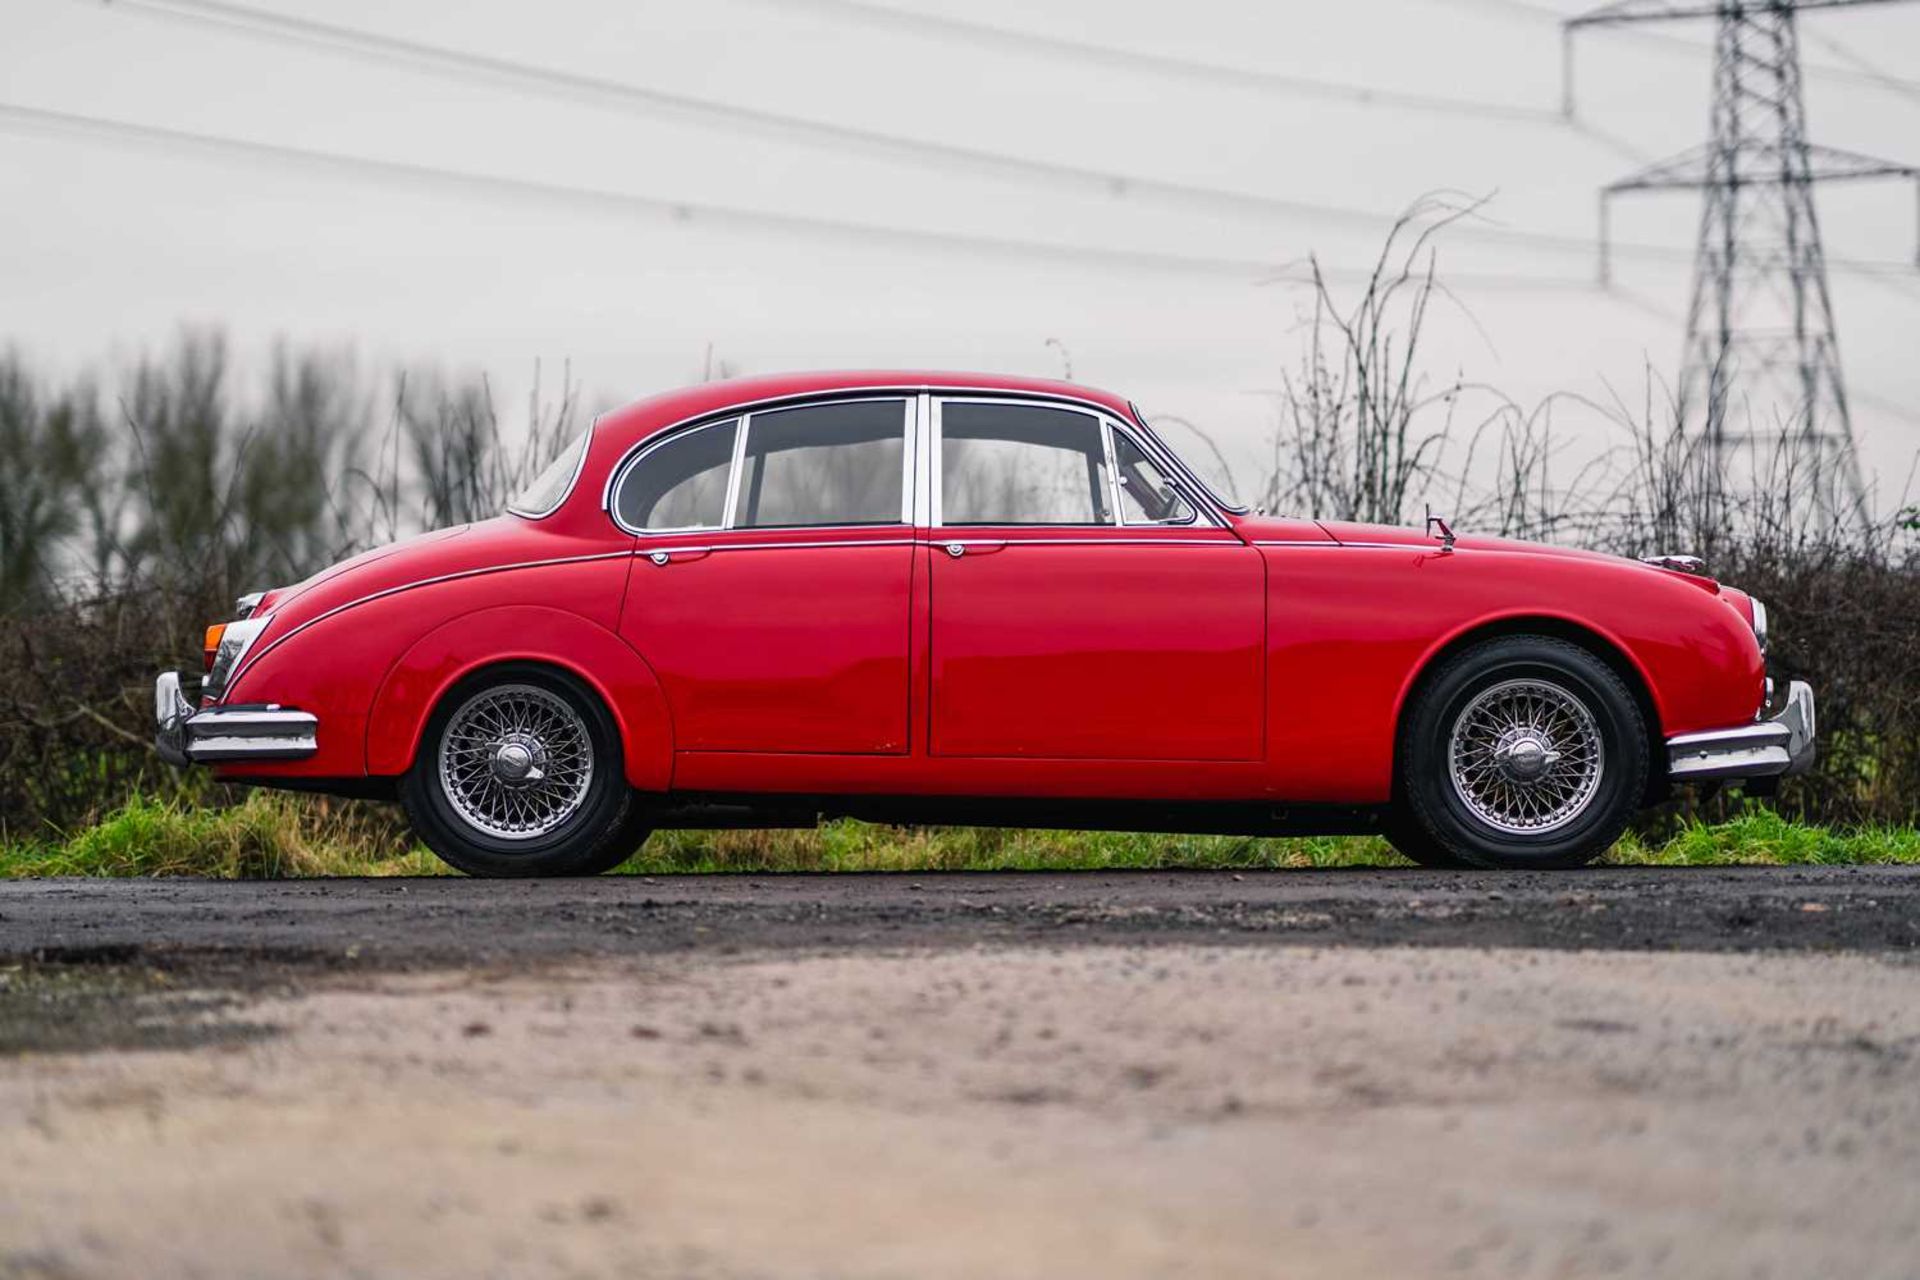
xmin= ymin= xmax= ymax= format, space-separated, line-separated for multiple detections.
xmin=155 ymin=370 xmax=1814 ymax=875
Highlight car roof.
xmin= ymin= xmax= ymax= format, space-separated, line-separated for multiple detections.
xmin=593 ymin=370 xmax=1137 ymax=451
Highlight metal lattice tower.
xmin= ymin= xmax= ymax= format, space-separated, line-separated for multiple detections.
xmin=1566 ymin=1 xmax=1920 ymax=523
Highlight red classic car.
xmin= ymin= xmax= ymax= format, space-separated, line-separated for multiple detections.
xmin=155 ymin=370 xmax=1813 ymax=875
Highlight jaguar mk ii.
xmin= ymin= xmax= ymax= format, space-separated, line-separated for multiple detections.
xmin=156 ymin=371 xmax=1813 ymax=875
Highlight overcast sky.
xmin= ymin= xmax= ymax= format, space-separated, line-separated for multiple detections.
xmin=4 ymin=0 xmax=1918 ymax=510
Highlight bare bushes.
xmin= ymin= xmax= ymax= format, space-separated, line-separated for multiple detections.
xmin=1232 ymin=205 xmax=1918 ymax=826
xmin=0 ymin=333 xmax=579 ymax=835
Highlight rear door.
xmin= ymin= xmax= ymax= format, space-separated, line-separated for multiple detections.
xmin=615 ymin=397 xmax=915 ymax=754
xmin=926 ymin=399 xmax=1265 ymax=761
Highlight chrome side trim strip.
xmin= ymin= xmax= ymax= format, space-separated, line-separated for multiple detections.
xmin=638 ymin=538 xmax=917 ymax=556
xmin=634 ymin=536 xmax=1234 ymax=557
xmin=224 ymin=550 xmax=634 ymax=696
xmin=1254 ymin=539 xmax=1453 ymax=551
xmin=934 ymin=537 xmax=1235 ymax=548
xmin=228 ymin=527 xmax=1242 ymax=694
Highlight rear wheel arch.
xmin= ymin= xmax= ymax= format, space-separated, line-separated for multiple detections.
xmin=364 ymin=606 xmax=673 ymax=790
xmin=1393 ymin=615 xmax=1666 ymax=805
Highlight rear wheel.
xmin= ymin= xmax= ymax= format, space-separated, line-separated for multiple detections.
xmin=1393 ymin=636 xmax=1648 ymax=870
xmin=400 ymin=664 xmax=650 ymax=877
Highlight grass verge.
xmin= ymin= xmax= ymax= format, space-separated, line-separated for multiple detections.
xmin=1 ymin=795 xmax=1916 ymax=879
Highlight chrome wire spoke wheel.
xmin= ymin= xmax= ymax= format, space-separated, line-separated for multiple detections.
xmin=437 ymin=683 xmax=595 ymax=841
xmin=1446 ymin=677 xmax=1605 ymax=836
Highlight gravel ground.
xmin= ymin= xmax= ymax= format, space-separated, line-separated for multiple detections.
xmin=2 ymin=867 xmax=1918 ymax=1279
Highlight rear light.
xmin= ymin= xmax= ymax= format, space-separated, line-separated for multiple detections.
xmin=203 ymin=623 xmax=227 ymax=671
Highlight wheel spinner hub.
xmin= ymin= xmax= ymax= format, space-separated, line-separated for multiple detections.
xmin=489 ymin=736 xmax=545 ymax=785
xmin=1492 ymin=732 xmax=1556 ymax=783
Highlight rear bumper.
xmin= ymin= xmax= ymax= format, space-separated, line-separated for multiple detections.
xmin=1666 ymin=679 xmax=1816 ymax=782
xmin=154 ymin=671 xmax=319 ymax=767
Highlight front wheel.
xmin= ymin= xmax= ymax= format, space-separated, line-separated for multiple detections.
xmin=1394 ymin=636 xmax=1649 ymax=870
xmin=400 ymin=664 xmax=650 ymax=877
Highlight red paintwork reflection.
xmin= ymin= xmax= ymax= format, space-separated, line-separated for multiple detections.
xmin=929 ymin=533 xmax=1264 ymax=760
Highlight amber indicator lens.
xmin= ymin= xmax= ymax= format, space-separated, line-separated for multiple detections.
xmin=202 ymin=623 xmax=227 ymax=671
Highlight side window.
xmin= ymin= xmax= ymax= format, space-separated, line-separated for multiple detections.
xmin=734 ymin=401 xmax=906 ymax=528
xmin=508 ymin=421 xmax=592 ymax=518
xmin=940 ymin=403 xmax=1113 ymax=526
xmin=1113 ymin=430 xmax=1197 ymax=525
xmin=614 ymin=419 xmax=737 ymax=531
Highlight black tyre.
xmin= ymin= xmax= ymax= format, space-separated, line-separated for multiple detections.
xmin=399 ymin=663 xmax=650 ymax=877
xmin=1381 ymin=815 xmax=1471 ymax=869
xmin=1393 ymin=636 xmax=1648 ymax=870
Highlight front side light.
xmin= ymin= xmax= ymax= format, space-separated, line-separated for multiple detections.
xmin=203 ymin=615 xmax=273 ymax=704
xmin=202 ymin=623 xmax=227 ymax=671
xmin=1750 ymin=598 xmax=1769 ymax=657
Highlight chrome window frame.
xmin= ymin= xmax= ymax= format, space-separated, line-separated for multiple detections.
xmin=505 ymin=414 xmax=597 ymax=521
xmin=606 ymin=396 xmax=914 ymax=537
xmin=929 ymin=395 xmax=1216 ymax=530
xmin=1127 ymin=400 xmax=1250 ymax=515
xmin=605 ymin=416 xmax=743 ymax=536
xmin=600 ymin=384 xmax=1230 ymax=537
xmin=1107 ymin=421 xmax=1200 ymax=528
xmin=731 ymin=397 xmax=914 ymax=532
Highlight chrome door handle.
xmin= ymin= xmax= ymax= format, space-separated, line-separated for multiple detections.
xmin=644 ymin=548 xmax=712 ymax=566
xmin=943 ymin=540 xmax=1006 ymax=558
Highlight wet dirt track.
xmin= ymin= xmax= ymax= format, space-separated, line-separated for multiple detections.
xmin=5 ymin=864 xmax=1919 ymax=977
xmin=4 ymin=866 xmax=1919 ymax=1280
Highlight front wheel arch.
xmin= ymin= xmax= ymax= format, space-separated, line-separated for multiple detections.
xmin=1393 ymin=615 xmax=1666 ymax=806
xmin=1392 ymin=633 xmax=1652 ymax=868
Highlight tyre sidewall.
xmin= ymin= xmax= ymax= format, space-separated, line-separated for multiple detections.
xmin=401 ymin=663 xmax=636 ymax=877
xmin=1401 ymin=638 xmax=1647 ymax=869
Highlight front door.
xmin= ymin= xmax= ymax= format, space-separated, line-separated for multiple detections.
xmin=615 ymin=397 xmax=915 ymax=754
xmin=927 ymin=399 xmax=1265 ymax=761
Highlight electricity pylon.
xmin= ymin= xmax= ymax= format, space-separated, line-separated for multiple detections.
xmin=1566 ymin=0 xmax=1920 ymax=524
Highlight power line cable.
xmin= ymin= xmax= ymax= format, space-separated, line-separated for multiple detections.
xmin=1439 ymin=0 xmax=1920 ymax=97
xmin=22 ymin=98 xmax=1918 ymax=426
xmin=0 ymin=99 xmax=1619 ymax=291
xmin=97 ymin=0 xmax=1648 ymax=243
xmin=1801 ymin=23 xmax=1920 ymax=104
xmin=85 ymin=0 xmax=1915 ymax=280
xmin=733 ymin=0 xmax=1576 ymax=124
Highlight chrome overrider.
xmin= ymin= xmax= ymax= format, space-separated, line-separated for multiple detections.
xmin=1666 ymin=679 xmax=1816 ymax=783
xmin=153 ymin=671 xmax=318 ymax=767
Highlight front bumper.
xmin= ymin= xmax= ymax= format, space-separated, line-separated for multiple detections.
xmin=154 ymin=671 xmax=319 ymax=767
xmin=1666 ymin=679 xmax=1816 ymax=782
